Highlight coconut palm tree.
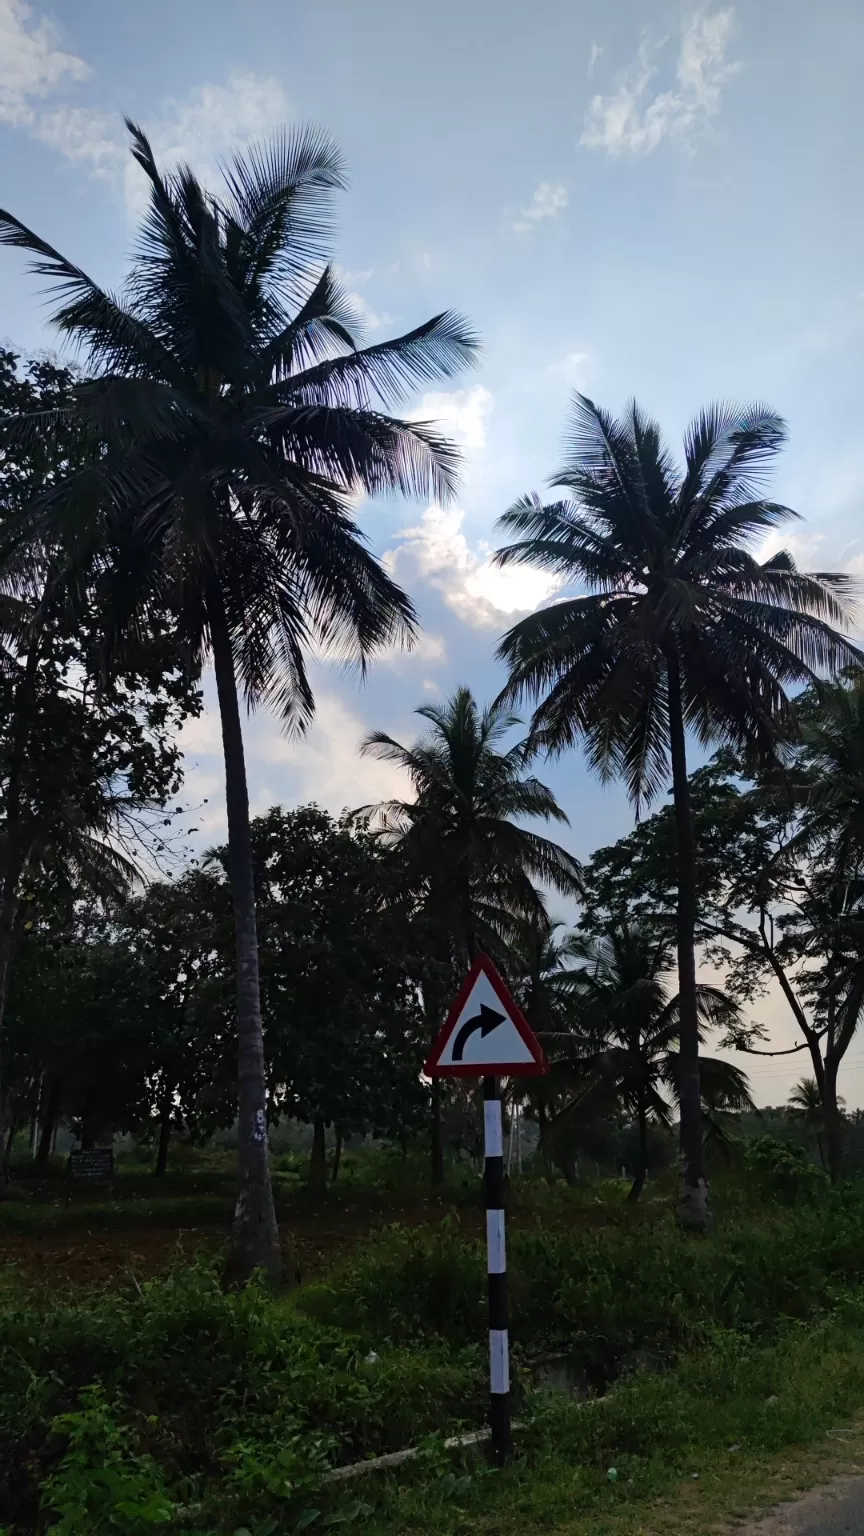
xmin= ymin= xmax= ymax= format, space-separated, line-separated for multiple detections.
xmin=360 ymin=686 xmax=583 ymax=963
xmin=787 ymin=1076 xmax=843 ymax=1171
xmin=512 ymin=920 xmax=587 ymax=1181
xmin=493 ymin=394 xmax=860 ymax=1229
xmin=361 ymin=687 xmax=582 ymax=1183
xmin=552 ymin=923 xmax=753 ymax=1202
xmin=0 ymin=124 xmax=477 ymax=1277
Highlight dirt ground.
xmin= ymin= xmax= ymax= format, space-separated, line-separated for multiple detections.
xmin=0 ymin=1199 xmax=482 ymax=1286
xmin=0 ymin=1192 xmax=618 ymax=1287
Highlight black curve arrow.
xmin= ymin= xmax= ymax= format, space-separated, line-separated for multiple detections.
xmin=451 ymin=1003 xmax=506 ymax=1061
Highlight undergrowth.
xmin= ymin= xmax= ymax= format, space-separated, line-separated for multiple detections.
xmin=5 ymin=1169 xmax=864 ymax=1533
xmin=0 ymin=1259 xmax=480 ymax=1533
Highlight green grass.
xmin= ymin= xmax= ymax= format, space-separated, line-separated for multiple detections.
xmin=4 ymin=1160 xmax=864 ymax=1532
xmin=358 ymin=1308 xmax=864 ymax=1534
xmin=0 ymin=1192 xmax=233 ymax=1233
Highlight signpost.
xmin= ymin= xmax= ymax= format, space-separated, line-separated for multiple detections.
xmin=68 ymin=1148 xmax=114 ymax=1187
xmin=425 ymin=952 xmax=548 ymax=1464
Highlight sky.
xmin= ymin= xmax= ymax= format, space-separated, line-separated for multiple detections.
xmin=2 ymin=0 xmax=864 ymax=1103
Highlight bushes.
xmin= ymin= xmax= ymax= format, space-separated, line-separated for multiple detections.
xmin=296 ymin=1194 xmax=864 ymax=1372
xmin=742 ymin=1135 xmax=829 ymax=1205
xmin=0 ymin=1259 xmax=480 ymax=1532
xmin=9 ymin=1185 xmax=864 ymax=1532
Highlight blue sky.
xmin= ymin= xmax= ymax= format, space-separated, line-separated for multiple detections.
xmin=2 ymin=0 xmax=864 ymax=1100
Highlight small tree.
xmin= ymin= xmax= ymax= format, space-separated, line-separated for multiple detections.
xmin=554 ymin=923 xmax=752 ymax=1202
xmin=207 ymin=806 xmax=429 ymax=1195
xmin=361 ymin=686 xmax=582 ymax=1182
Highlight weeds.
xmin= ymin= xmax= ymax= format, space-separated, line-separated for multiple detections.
xmin=7 ymin=1180 xmax=864 ymax=1532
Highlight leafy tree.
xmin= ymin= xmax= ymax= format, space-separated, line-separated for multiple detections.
xmin=0 ymin=351 xmax=198 ymax=1157
xmin=209 ymin=806 xmax=430 ymax=1195
xmin=493 ymin=393 xmax=858 ymax=1228
xmin=5 ymin=873 xmax=233 ymax=1165
xmin=5 ymin=912 xmax=149 ymax=1154
xmin=112 ymin=871 xmax=235 ymax=1173
xmin=0 ymin=128 xmax=476 ymax=1275
xmin=582 ymin=703 xmax=864 ymax=1184
xmin=361 ymin=686 xmax=583 ymax=1181
xmin=553 ymin=923 xmax=752 ymax=1202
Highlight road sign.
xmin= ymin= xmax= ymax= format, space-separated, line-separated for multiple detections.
xmin=424 ymin=954 xmax=548 ymax=1464
xmin=424 ymin=953 xmax=548 ymax=1078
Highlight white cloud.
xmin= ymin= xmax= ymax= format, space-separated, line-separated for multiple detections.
xmin=386 ymin=505 xmax=564 ymax=631
xmin=0 ymin=0 xmax=295 ymax=213
xmin=33 ymin=104 xmax=119 ymax=174
xmin=548 ymin=350 xmax=590 ymax=388
xmin=587 ymin=42 xmax=603 ymax=79
xmin=581 ymin=6 xmax=740 ymax=157
xmin=123 ymin=71 xmax=292 ymax=217
xmin=407 ymin=386 xmax=494 ymax=457
xmin=329 ymin=266 xmax=395 ymax=338
xmin=758 ymin=528 xmax=827 ymax=569
xmin=349 ymin=291 xmax=395 ymax=337
xmin=513 ymin=181 xmax=568 ymax=233
xmin=339 ymin=266 xmax=374 ymax=287
xmin=248 ymin=692 xmax=411 ymax=819
xmin=179 ymin=685 xmax=413 ymax=835
xmin=0 ymin=0 xmax=89 ymax=128
xmin=377 ymin=629 xmax=448 ymax=672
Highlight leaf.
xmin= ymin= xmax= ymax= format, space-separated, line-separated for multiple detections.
xmin=295 ymin=1510 xmax=322 ymax=1531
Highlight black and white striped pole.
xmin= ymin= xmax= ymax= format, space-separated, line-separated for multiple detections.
xmin=483 ymin=1073 xmax=512 ymax=1463
xmin=424 ymin=952 xmax=547 ymax=1466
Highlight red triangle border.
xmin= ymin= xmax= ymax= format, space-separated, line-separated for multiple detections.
xmin=424 ymin=952 xmax=549 ymax=1078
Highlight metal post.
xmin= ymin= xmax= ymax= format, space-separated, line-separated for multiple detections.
xmin=483 ymin=1074 xmax=512 ymax=1464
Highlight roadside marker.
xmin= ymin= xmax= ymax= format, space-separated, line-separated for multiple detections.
xmin=425 ymin=953 xmax=548 ymax=1464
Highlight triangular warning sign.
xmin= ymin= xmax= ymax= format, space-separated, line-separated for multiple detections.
xmin=424 ymin=954 xmax=548 ymax=1078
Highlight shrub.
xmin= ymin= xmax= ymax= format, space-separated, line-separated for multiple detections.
xmin=742 ymin=1136 xmax=828 ymax=1205
xmin=296 ymin=1192 xmax=864 ymax=1371
xmin=0 ymin=1259 xmax=480 ymax=1532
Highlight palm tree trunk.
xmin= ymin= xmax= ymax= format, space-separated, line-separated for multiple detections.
xmin=666 ymin=649 xmax=709 ymax=1232
xmin=822 ymin=1059 xmax=844 ymax=1185
xmin=628 ymin=1097 xmax=649 ymax=1203
xmin=154 ymin=1085 xmax=172 ymax=1178
xmin=331 ymin=1126 xmax=343 ymax=1183
xmin=0 ymin=639 xmax=40 ymax=1178
xmin=36 ymin=1082 xmax=59 ymax=1165
xmin=309 ymin=1115 xmax=327 ymax=1196
xmin=209 ymin=591 xmax=282 ymax=1281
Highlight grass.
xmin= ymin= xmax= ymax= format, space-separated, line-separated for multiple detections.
xmin=3 ymin=1152 xmax=864 ymax=1532
xmin=0 ymin=1191 xmax=232 ymax=1233
xmin=358 ymin=1308 xmax=864 ymax=1534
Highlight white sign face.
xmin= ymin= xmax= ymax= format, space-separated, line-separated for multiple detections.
xmin=434 ymin=970 xmax=537 ymax=1069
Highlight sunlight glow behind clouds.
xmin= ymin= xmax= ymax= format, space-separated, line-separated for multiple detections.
xmin=386 ymin=506 xmax=564 ymax=631
xmin=179 ymin=688 xmax=411 ymax=832
xmin=0 ymin=4 xmax=294 ymax=215
xmin=122 ymin=72 xmax=293 ymax=217
xmin=407 ymin=385 xmax=494 ymax=456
